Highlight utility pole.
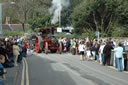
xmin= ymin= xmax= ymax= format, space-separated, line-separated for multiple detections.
xmin=0 ymin=0 xmax=2 ymax=35
xmin=59 ymin=3 xmax=61 ymax=27
xmin=96 ymin=31 xmax=100 ymax=41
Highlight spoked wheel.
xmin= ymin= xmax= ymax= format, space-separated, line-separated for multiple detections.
xmin=35 ymin=38 xmax=39 ymax=53
xmin=58 ymin=42 xmax=62 ymax=54
xmin=45 ymin=42 xmax=48 ymax=54
xmin=38 ymin=36 xmax=43 ymax=53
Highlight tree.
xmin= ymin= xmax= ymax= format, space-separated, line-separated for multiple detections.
xmin=71 ymin=0 xmax=128 ymax=37
xmin=3 ymin=0 xmax=51 ymax=31
xmin=3 ymin=0 xmax=51 ymax=24
xmin=28 ymin=14 xmax=51 ymax=30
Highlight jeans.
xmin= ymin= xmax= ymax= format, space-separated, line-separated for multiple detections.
xmin=101 ymin=53 xmax=104 ymax=63
xmin=95 ymin=55 xmax=99 ymax=60
xmin=116 ymin=58 xmax=123 ymax=72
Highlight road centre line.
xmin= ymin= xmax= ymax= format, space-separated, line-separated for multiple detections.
xmin=21 ymin=58 xmax=30 ymax=85
xmin=24 ymin=58 xmax=30 ymax=85
xmin=21 ymin=58 xmax=25 ymax=85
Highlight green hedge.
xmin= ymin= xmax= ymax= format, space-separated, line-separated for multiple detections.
xmin=3 ymin=30 xmax=24 ymax=36
xmin=55 ymin=32 xmax=96 ymax=39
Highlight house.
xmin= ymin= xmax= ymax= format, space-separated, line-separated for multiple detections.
xmin=2 ymin=24 xmax=24 ymax=31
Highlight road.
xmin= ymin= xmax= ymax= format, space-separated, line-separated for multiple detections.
xmin=22 ymin=52 xmax=128 ymax=85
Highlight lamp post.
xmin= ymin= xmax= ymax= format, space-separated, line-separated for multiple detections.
xmin=0 ymin=1 xmax=15 ymax=35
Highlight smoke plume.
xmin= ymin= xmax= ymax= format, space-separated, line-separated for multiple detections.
xmin=49 ymin=0 xmax=70 ymax=25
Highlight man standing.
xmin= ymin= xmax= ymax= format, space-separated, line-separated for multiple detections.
xmin=103 ymin=41 xmax=113 ymax=66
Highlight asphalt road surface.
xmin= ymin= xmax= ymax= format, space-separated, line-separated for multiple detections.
xmin=23 ymin=51 xmax=128 ymax=85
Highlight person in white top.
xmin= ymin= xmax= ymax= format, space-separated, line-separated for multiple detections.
xmin=79 ymin=41 xmax=86 ymax=61
xmin=99 ymin=42 xmax=105 ymax=64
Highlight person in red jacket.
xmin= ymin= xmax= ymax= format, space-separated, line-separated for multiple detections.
xmin=22 ymin=41 xmax=29 ymax=57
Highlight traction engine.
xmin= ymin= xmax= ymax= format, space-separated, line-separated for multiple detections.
xmin=34 ymin=26 xmax=62 ymax=54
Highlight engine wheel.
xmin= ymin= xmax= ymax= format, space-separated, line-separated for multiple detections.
xmin=35 ymin=36 xmax=43 ymax=53
xmin=45 ymin=42 xmax=48 ymax=54
xmin=35 ymin=38 xmax=39 ymax=53
xmin=38 ymin=36 xmax=43 ymax=53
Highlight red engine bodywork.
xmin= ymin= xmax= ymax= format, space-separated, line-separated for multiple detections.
xmin=34 ymin=27 xmax=60 ymax=53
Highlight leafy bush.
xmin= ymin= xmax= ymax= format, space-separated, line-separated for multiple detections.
xmin=56 ymin=33 xmax=74 ymax=39
xmin=80 ymin=31 xmax=96 ymax=40
xmin=56 ymin=30 xmax=96 ymax=40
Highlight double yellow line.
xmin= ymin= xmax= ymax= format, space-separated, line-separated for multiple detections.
xmin=21 ymin=58 xmax=30 ymax=85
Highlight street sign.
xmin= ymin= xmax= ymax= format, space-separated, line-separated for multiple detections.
xmin=96 ymin=31 xmax=100 ymax=36
xmin=57 ymin=27 xmax=62 ymax=32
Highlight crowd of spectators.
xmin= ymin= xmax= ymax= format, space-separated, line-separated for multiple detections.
xmin=58 ymin=37 xmax=128 ymax=72
xmin=0 ymin=36 xmax=28 ymax=78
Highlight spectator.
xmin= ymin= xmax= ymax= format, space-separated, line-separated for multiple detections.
xmin=114 ymin=43 xmax=123 ymax=72
xmin=0 ymin=41 xmax=7 ymax=58
xmin=13 ymin=42 xmax=20 ymax=66
xmin=86 ymin=42 xmax=91 ymax=60
xmin=18 ymin=41 xmax=24 ymax=63
xmin=0 ymin=54 xmax=7 ymax=75
xmin=72 ymin=39 xmax=76 ymax=55
xmin=66 ymin=38 xmax=71 ymax=52
xmin=22 ymin=41 xmax=29 ymax=57
xmin=103 ymin=41 xmax=113 ymax=66
xmin=79 ymin=41 xmax=86 ymax=61
xmin=95 ymin=43 xmax=100 ymax=62
xmin=0 ymin=40 xmax=14 ymax=68
xmin=90 ymin=40 xmax=95 ymax=59
xmin=99 ymin=42 xmax=105 ymax=64
xmin=63 ymin=38 xmax=67 ymax=52
xmin=6 ymin=41 xmax=13 ymax=60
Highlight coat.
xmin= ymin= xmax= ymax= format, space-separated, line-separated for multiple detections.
xmin=13 ymin=45 xmax=20 ymax=56
xmin=103 ymin=44 xmax=113 ymax=56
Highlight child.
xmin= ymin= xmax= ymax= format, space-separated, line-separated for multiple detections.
xmin=0 ymin=54 xmax=6 ymax=75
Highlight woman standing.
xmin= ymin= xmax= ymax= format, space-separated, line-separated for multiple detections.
xmin=13 ymin=42 xmax=20 ymax=66
xmin=86 ymin=42 xmax=91 ymax=60
xmin=114 ymin=43 xmax=123 ymax=72
xmin=95 ymin=43 xmax=100 ymax=62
